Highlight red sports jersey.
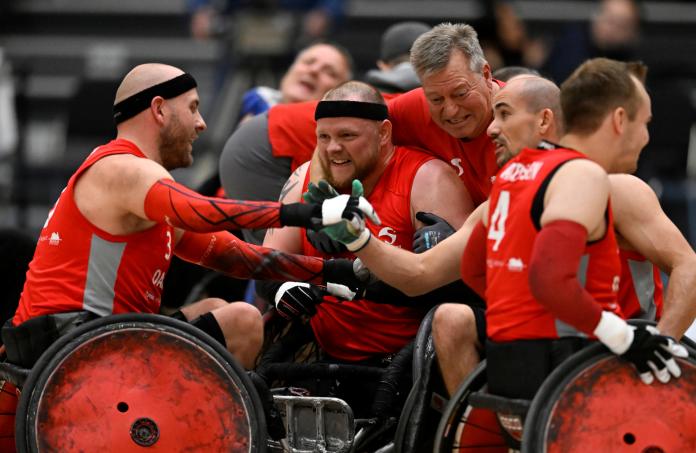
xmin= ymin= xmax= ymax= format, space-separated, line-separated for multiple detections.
xmin=388 ymin=86 xmax=502 ymax=206
xmin=484 ymin=145 xmax=622 ymax=341
xmin=268 ymin=101 xmax=319 ymax=172
xmin=619 ymin=249 xmax=663 ymax=320
xmin=302 ymin=147 xmax=434 ymax=361
xmin=15 ymin=139 xmax=174 ymax=325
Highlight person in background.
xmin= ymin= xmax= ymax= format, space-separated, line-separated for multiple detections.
xmin=492 ymin=65 xmax=539 ymax=82
xmin=239 ymin=41 xmax=353 ymax=121
xmin=363 ymin=21 xmax=431 ymax=95
xmin=541 ymin=0 xmax=641 ymax=83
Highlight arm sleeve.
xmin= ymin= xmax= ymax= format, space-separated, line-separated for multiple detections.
xmin=528 ymin=219 xmax=604 ymax=335
xmin=174 ymin=230 xmax=325 ymax=284
xmin=460 ymin=221 xmax=488 ymax=298
xmin=143 ymin=179 xmax=316 ymax=232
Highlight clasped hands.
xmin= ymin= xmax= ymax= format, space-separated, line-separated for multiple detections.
xmin=306 ymin=179 xmax=380 ymax=252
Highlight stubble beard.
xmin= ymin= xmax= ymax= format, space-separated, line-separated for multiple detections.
xmin=319 ymin=146 xmax=381 ymax=193
xmin=159 ymin=114 xmax=193 ymax=171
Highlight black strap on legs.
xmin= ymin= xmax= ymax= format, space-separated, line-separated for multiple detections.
xmin=190 ymin=311 xmax=227 ymax=348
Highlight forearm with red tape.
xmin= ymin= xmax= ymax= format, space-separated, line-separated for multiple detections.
xmin=144 ymin=179 xmax=316 ymax=232
xmin=175 ymin=230 xmax=324 ymax=284
xmin=528 ymin=219 xmax=603 ymax=335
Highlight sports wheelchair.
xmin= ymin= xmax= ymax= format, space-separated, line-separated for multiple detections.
xmin=0 ymin=307 xmax=449 ymax=453
xmin=434 ymin=322 xmax=696 ymax=453
xmin=0 ymin=314 xmax=266 ymax=452
xmin=252 ymin=305 xmax=449 ymax=453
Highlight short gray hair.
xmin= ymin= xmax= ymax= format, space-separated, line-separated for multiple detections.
xmin=410 ymin=22 xmax=486 ymax=79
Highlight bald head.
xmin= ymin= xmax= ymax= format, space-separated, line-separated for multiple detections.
xmin=488 ymin=75 xmax=562 ymax=166
xmin=505 ymin=75 xmax=562 ymax=130
xmin=114 ymin=63 xmax=185 ymax=105
xmin=322 ymin=80 xmax=385 ymax=105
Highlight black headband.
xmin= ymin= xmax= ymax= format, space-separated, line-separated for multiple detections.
xmin=314 ymin=100 xmax=388 ymax=121
xmin=113 ymin=73 xmax=197 ymax=125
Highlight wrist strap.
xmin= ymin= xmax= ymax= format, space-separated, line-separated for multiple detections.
xmin=279 ymin=203 xmax=320 ymax=228
xmin=593 ymin=311 xmax=633 ymax=354
xmin=346 ymin=229 xmax=371 ymax=252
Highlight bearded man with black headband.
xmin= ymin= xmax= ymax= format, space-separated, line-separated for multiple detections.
xmin=260 ymin=81 xmax=470 ymax=412
xmin=3 ymin=64 xmax=375 ymax=370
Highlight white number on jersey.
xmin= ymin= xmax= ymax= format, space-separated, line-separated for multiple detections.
xmin=488 ymin=190 xmax=510 ymax=251
xmin=164 ymin=230 xmax=172 ymax=260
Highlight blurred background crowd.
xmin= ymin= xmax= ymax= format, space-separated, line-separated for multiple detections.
xmin=0 ymin=0 xmax=695 ymax=269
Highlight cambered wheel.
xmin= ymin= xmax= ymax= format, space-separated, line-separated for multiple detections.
xmin=523 ymin=342 xmax=696 ymax=452
xmin=433 ymin=361 xmax=507 ymax=453
xmin=16 ymin=314 xmax=266 ymax=452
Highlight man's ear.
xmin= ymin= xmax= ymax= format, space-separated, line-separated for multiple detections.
xmin=150 ymin=96 xmax=166 ymax=125
xmin=538 ymin=109 xmax=553 ymax=134
xmin=612 ymin=107 xmax=626 ymax=135
xmin=379 ymin=119 xmax=393 ymax=146
xmin=482 ymin=62 xmax=493 ymax=88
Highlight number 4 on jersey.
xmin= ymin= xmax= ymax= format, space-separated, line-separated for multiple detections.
xmin=488 ymin=190 xmax=510 ymax=251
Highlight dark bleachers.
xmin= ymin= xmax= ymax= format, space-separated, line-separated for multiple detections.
xmin=2 ymin=0 xmax=696 ymax=242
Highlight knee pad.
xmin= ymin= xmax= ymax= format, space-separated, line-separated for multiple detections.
xmin=190 ymin=312 xmax=227 ymax=348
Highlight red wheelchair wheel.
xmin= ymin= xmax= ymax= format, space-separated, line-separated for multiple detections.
xmin=16 ymin=314 xmax=266 ymax=452
xmin=433 ymin=361 xmax=508 ymax=453
xmin=523 ymin=342 xmax=696 ymax=452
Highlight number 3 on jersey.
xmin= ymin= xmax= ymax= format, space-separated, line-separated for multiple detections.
xmin=488 ymin=190 xmax=510 ymax=251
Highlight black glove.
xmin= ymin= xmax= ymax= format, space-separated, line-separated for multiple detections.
xmin=323 ymin=258 xmax=370 ymax=292
xmin=413 ymin=212 xmax=455 ymax=253
xmin=274 ymin=282 xmax=324 ymax=320
xmin=306 ymin=229 xmax=347 ymax=254
xmin=620 ymin=324 xmax=688 ymax=384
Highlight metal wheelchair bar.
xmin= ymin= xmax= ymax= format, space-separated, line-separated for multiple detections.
xmin=469 ymin=391 xmax=532 ymax=416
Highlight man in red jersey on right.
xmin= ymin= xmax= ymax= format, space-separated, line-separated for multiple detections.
xmin=463 ymin=59 xmax=687 ymax=397
xmin=482 ymin=74 xmax=696 ymax=340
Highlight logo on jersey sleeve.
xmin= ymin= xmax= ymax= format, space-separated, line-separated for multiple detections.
xmin=507 ymin=257 xmax=525 ymax=272
xmin=378 ymin=227 xmax=397 ymax=245
xmin=450 ymin=158 xmax=464 ymax=176
xmin=49 ymin=232 xmax=62 ymax=246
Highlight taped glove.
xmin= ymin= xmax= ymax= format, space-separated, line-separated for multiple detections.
xmin=594 ymin=312 xmax=689 ymax=384
xmin=320 ymin=181 xmax=378 ymax=251
xmin=319 ymin=179 xmax=381 ymax=227
xmin=413 ymin=212 xmax=455 ymax=253
xmin=306 ymin=229 xmax=347 ymax=254
xmin=274 ymin=282 xmax=324 ymax=320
